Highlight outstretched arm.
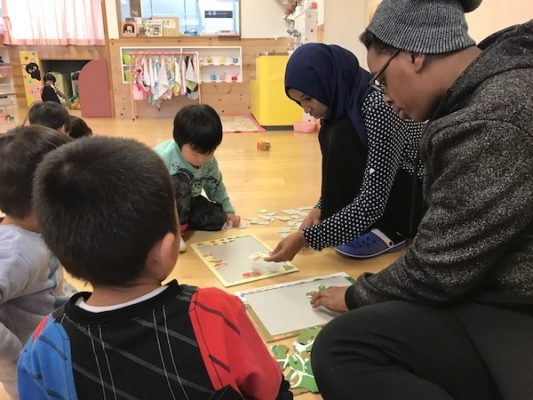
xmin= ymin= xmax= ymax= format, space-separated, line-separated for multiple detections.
xmin=345 ymin=121 xmax=532 ymax=309
xmin=304 ymin=93 xmax=422 ymax=250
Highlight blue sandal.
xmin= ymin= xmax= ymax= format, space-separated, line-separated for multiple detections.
xmin=335 ymin=229 xmax=406 ymax=259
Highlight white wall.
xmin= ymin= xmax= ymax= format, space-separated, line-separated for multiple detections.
xmin=466 ymin=0 xmax=533 ymax=42
xmin=106 ymin=0 xmax=120 ymax=39
xmin=107 ymin=1 xmax=532 ymax=44
xmin=316 ymin=0 xmax=325 ymax=25
xmin=241 ymin=0 xmax=289 ymax=38
xmin=322 ymin=0 xmax=368 ymax=66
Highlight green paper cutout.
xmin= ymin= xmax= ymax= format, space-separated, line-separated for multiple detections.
xmin=297 ymin=326 xmax=322 ymax=345
xmin=271 ymin=344 xmax=289 ymax=369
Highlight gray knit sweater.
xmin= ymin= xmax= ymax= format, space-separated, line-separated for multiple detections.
xmin=346 ymin=21 xmax=533 ymax=309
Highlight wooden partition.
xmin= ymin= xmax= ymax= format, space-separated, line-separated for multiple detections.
xmin=7 ymin=44 xmax=109 ymax=110
xmin=5 ymin=37 xmax=291 ymax=118
xmin=109 ymin=37 xmax=292 ymax=119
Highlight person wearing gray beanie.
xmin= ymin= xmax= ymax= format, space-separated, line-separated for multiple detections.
xmin=309 ymin=1 xmax=533 ymax=399
xmin=367 ymin=0 xmax=482 ymax=54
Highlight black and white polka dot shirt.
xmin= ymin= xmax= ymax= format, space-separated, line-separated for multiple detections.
xmin=304 ymin=90 xmax=425 ymax=250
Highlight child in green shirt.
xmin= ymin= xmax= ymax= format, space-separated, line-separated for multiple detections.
xmin=155 ymin=104 xmax=240 ymax=252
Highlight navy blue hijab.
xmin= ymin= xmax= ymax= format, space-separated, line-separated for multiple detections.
xmin=285 ymin=43 xmax=372 ymax=148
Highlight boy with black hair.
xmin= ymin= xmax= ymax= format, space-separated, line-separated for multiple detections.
xmin=68 ymin=115 xmax=93 ymax=139
xmin=0 ymin=126 xmax=72 ymax=398
xmin=28 ymin=101 xmax=70 ymax=134
xmin=155 ymin=104 xmax=240 ymax=252
xmin=18 ymin=136 xmax=291 ymax=400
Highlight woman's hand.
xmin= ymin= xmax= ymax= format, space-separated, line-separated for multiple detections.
xmin=265 ymin=230 xmax=307 ymax=262
xmin=300 ymin=208 xmax=321 ymax=230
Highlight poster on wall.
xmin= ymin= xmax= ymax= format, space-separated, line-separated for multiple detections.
xmin=19 ymin=51 xmax=43 ymax=106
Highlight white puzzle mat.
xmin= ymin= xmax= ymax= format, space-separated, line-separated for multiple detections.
xmin=190 ymin=234 xmax=298 ymax=287
xmin=235 ymin=273 xmax=355 ymax=341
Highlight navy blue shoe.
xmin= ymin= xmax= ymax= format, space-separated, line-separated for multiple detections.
xmin=335 ymin=229 xmax=406 ymax=259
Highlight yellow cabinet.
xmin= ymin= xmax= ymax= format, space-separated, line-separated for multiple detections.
xmin=250 ymin=54 xmax=303 ymax=127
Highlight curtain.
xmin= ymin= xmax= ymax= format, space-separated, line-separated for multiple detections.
xmin=2 ymin=0 xmax=105 ymax=45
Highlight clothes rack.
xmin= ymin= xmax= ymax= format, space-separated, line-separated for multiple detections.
xmin=127 ymin=51 xmax=201 ymax=120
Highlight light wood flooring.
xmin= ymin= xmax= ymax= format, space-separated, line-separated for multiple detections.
xmin=1 ymin=114 xmax=404 ymax=400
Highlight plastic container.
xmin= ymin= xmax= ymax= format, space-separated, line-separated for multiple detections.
xmin=293 ymin=120 xmax=317 ymax=133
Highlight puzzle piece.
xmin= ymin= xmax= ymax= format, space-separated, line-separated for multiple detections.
xmin=242 ymin=271 xmax=262 ymax=278
xmin=297 ymin=326 xmax=322 ymax=347
xmin=248 ymin=251 xmax=268 ymax=261
xmin=271 ymin=344 xmax=289 ymax=369
xmin=273 ymin=326 xmax=322 ymax=395
xmin=286 ymin=353 xmax=319 ymax=393
xmin=305 ymin=285 xmax=328 ymax=298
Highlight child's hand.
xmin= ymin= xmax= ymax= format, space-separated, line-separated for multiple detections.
xmin=225 ymin=213 xmax=241 ymax=228
xmin=300 ymin=208 xmax=321 ymax=230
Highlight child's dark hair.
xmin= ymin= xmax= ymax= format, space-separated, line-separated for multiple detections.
xmin=28 ymin=101 xmax=71 ymax=131
xmin=69 ymin=116 xmax=93 ymax=139
xmin=33 ymin=137 xmax=178 ymax=286
xmin=0 ymin=125 xmax=71 ymax=219
xmin=44 ymin=72 xmax=56 ymax=83
xmin=172 ymin=104 xmax=223 ymax=154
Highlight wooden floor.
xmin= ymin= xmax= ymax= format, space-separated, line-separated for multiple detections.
xmin=1 ymin=114 xmax=404 ymax=400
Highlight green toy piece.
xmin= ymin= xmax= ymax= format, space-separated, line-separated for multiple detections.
xmin=271 ymin=344 xmax=289 ymax=369
xmin=297 ymin=326 xmax=322 ymax=345
xmin=305 ymin=284 xmax=327 ymax=298
xmin=286 ymin=353 xmax=319 ymax=393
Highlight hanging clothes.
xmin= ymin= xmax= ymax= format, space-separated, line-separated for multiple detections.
xmin=128 ymin=52 xmax=201 ymax=114
xmin=185 ymin=56 xmax=199 ymax=100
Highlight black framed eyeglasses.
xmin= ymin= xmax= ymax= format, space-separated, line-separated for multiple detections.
xmin=368 ymin=49 xmax=401 ymax=93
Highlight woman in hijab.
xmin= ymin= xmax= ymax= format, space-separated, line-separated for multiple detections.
xmin=266 ymin=43 xmax=426 ymax=262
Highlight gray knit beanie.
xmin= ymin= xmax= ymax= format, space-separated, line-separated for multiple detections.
xmin=367 ymin=0 xmax=482 ymax=54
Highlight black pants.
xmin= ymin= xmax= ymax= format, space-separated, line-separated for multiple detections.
xmin=312 ymin=301 xmax=533 ymax=400
xmin=376 ymin=168 xmax=424 ymax=240
xmin=172 ymin=173 xmax=226 ymax=231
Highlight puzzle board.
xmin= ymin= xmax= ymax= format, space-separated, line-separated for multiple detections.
xmin=235 ymin=273 xmax=355 ymax=342
xmin=190 ymin=234 xmax=298 ymax=287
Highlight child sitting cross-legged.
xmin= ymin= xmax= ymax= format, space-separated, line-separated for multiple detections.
xmin=155 ymin=104 xmax=241 ymax=252
xmin=18 ymin=136 xmax=292 ymax=400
